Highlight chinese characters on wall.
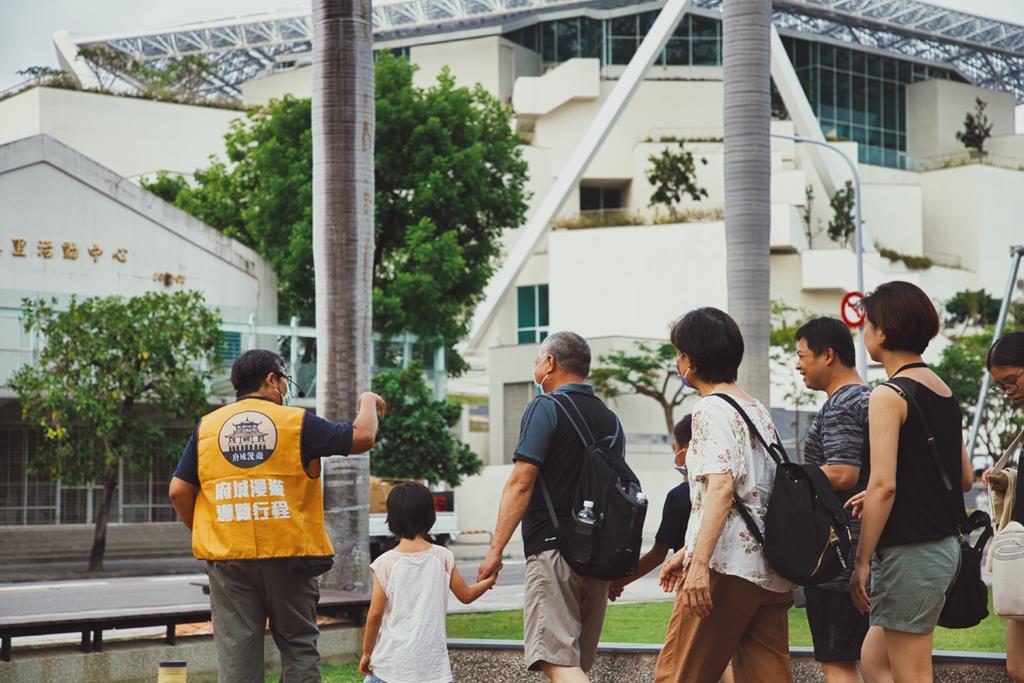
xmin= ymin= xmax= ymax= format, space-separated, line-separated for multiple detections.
xmin=4 ymin=237 xmax=126 ymax=264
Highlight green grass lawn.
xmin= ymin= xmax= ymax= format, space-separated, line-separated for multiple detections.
xmin=269 ymin=595 xmax=1007 ymax=682
xmin=447 ymin=595 xmax=1006 ymax=651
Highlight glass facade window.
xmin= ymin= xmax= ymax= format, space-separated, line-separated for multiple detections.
xmin=0 ymin=427 xmax=182 ymax=525
xmin=503 ymin=12 xmax=965 ymax=171
xmin=782 ymin=35 xmax=961 ymax=170
xmin=218 ymin=331 xmax=242 ymax=367
xmin=504 ymin=12 xmax=723 ymax=69
xmin=517 ymin=285 xmax=549 ymax=345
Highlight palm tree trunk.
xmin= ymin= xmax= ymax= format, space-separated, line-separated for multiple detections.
xmin=723 ymin=0 xmax=772 ymax=403
xmin=312 ymin=0 xmax=375 ymax=593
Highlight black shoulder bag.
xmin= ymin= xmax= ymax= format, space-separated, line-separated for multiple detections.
xmin=882 ymin=379 xmax=992 ymax=629
xmin=714 ymin=394 xmax=852 ymax=586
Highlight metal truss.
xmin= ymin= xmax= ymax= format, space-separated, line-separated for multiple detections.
xmin=56 ymin=0 xmax=1024 ymax=101
xmin=768 ymin=1 xmax=1024 ymax=100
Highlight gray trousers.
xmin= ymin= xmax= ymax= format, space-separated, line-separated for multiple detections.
xmin=206 ymin=559 xmax=321 ymax=683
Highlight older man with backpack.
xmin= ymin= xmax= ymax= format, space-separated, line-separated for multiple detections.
xmin=478 ymin=331 xmax=646 ymax=683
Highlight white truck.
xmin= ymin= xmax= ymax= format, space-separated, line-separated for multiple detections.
xmin=368 ymin=483 xmax=459 ymax=558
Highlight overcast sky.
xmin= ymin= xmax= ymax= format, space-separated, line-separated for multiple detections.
xmin=2 ymin=0 xmax=1024 ymax=91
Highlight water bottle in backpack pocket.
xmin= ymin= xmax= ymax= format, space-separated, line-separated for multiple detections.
xmin=569 ymin=500 xmax=598 ymax=565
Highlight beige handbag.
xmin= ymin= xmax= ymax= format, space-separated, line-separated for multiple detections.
xmin=989 ymin=430 xmax=1024 ymax=620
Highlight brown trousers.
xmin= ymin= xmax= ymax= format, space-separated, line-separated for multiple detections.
xmin=654 ymin=570 xmax=793 ymax=683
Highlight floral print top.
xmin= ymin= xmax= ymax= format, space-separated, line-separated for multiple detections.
xmin=682 ymin=394 xmax=794 ymax=593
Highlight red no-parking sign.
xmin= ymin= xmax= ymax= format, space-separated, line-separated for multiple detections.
xmin=841 ymin=291 xmax=866 ymax=328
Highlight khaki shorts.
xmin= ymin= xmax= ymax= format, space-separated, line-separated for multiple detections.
xmin=523 ymin=549 xmax=609 ymax=672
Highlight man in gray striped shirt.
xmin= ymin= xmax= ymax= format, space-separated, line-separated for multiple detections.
xmin=795 ymin=317 xmax=870 ymax=683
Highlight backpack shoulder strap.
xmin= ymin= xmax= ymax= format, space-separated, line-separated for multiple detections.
xmin=711 ymin=393 xmax=787 ymax=465
xmin=992 ymin=430 xmax=1024 ymax=475
xmin=533 ymin=392 xmax=618 ymax=531
xmin=537 ymin=393 xmax=594 ymax=447
xmin=708 ymin=393 xmax=785 ymax=547
xmin=881 ymin=380 xmax=953 ymax=492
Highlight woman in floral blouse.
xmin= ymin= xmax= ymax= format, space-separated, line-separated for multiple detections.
xmin=654 ymin=307 xmax=795 ymax=683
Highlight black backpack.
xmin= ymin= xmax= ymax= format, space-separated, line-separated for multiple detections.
xmin=537 ymin=393 xmax=648 ymax=581
xmin=714 ymin=394 xmax=852 ymax=586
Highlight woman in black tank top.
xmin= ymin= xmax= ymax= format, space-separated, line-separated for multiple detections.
xmin=980 ymin=332 xmax=1024 ymax=682
xmin=847 ymin=282 xmax=973 ymax=683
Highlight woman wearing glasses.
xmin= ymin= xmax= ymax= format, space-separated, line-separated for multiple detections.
xmin=981 ymin=331 xmax=1024 ymax=683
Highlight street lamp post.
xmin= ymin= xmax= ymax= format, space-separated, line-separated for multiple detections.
xmin=770 ymin=133 xmax=867 ymax=380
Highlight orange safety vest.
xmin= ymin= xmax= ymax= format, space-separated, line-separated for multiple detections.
xmin=192 ymin=398 xmax=334 ymax=560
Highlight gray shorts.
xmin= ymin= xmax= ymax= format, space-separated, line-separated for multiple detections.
xmin=523 ymin=549 xmax=609 ymax=672
xmin=870 ymin=535 xmax=960 ymax=634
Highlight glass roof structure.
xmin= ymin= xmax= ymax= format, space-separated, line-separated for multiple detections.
xmin=52 ymin=0 xmax=1024 ymax=102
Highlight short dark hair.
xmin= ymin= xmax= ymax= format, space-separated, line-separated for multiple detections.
xmin=670 ymin=307 xmax=744 ymax=384
xmin=539 ymin=331 xmax=592 ymax=378
xmin=231 ymin=349 xmax=286 ymax=396
xmin=861 ymin=281 xmax=939 ymax=354
xmin=673 ymin=414 xmax=693 ymax=446
xmin=795 ymin=317 xmax=856 ymax=368
xmin=988 ymin=331 xmax=1024 ymax=369
xmin=386 ymin=482 xmax=436 ymax=540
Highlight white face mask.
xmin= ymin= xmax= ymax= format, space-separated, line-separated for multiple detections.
xmin=673 ymin=447 xmax=688 ymax=479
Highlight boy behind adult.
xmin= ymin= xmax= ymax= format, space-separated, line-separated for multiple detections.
xmin=477 ymin=331 xmax=623 ymax=683
xmin=794 ymin=317 xmax=870 ymax=683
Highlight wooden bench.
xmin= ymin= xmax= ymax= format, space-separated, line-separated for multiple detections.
xmin=0 ymin=589 xmax=369 ymax=661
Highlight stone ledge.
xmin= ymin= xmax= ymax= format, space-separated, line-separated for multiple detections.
xmin=0 ymin=625 xmax=360 ymax=682
xmin=448 ymin=640 xmax=1010 ymax=682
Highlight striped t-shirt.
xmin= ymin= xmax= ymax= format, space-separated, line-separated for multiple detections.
xmin=802 ymin=382 xmax=870 ymax=591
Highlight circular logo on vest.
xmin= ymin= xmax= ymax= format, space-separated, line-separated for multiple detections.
xmin=217 ymin=411 xmax=278 ymax=468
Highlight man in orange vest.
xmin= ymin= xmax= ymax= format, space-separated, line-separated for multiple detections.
xmin=169 ymin=349 xmax=385 ymax=682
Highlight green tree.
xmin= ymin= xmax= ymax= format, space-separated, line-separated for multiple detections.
xmin=646 ymin=142 xmax=708 ymax=216
xmin=369 ymin=364 xmax=482 ymax=487
xmin=769 ymin=301 xmax=816 ymax=460
xmin=828 ymin=180 xmax=856 ymax=247
xmin=8 ymin=292 xmax=222 ymax=572
xmin=944 ymin=289 xmax=1001 ymax=329
xmin=591 ymin=341 xmax=690 ymax=437
xmin=934 ymin=330 xmax=1024 ymax=456
xmin=956 ymin=97 xmax=993 ymax=157
xmin=143 ymin=54 xmax=529 ymax=373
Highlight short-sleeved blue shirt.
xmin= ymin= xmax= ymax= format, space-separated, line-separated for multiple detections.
xmin=172 ymin=396 xmax=353 ymax=486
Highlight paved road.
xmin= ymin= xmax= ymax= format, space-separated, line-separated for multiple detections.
xmin=0 ymin=547 xmax=671 ymax=620
xmin=0 ymin=574 xmax=209 ymax=619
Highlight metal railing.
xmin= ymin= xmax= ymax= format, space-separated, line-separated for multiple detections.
xmin=0 ymin=308 xmax=446 ymax=400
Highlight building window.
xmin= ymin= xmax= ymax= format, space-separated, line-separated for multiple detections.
xmin=505 ymin=12 xmax=721 ymax=68
xmin=517 ymin=285 xmax=549 ymax=344
xmin=218 ymin=331 xmax=242 ymax=367
xmin=781 ymin=35 xmax=963 ymax=170
xmin=580 ymin=185 xmax=624 ymax=211
xmin=0 ymin=426 xmax=182 ymax=525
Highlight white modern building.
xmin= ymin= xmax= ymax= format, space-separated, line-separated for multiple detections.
xmin=2 ymin=0 xmax=1023 ymax=533
xmin=0 ymin=134 xmax=278 ymax=524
